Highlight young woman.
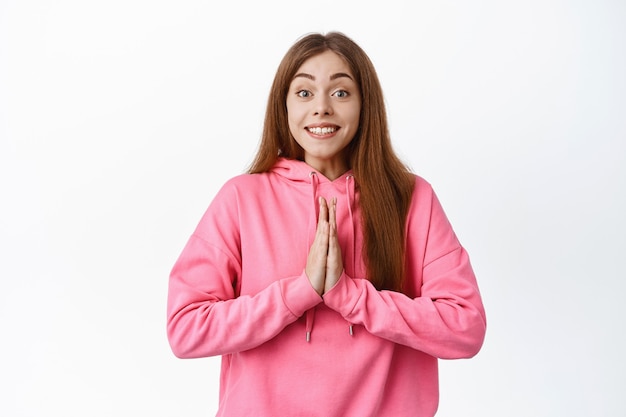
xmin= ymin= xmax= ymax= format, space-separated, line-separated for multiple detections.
xmin=167 ymin=32 xmax=486 ymax=417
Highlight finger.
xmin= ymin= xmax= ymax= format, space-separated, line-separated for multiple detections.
xmin=328 ymin=197 xmax=339 ymax=255
xmin=318 ymin=196 xmax=329 ymax=225
xmin=328 ymin=197 xmax=337 ymax=233
xmin=306 ymin=197 xmax=330 ymax=295
xmin=325 ymin=197 xmax=343 ymax=292
xmin=315 ymin=197 xmax=330 ymax=245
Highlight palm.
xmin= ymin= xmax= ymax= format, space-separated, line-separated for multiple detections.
xmin=305 ymin=197 xmax=343 ymax=295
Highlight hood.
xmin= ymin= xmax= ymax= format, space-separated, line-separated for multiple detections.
xmin=270 ymin=157 xmax=354 ymax=186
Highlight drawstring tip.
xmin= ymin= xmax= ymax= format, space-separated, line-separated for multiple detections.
xmin=349 ymin=324 xmax=354 ymax=336
xmin=306 ymin=331 xmax=311 ymax=342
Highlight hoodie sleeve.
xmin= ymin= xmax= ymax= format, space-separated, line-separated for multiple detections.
xmin=322 ymin=180 xmax=486 ymax=359
xmin=167 ymin=180 xmax=322 ymax=359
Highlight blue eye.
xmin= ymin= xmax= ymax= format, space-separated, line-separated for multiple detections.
xmin=297 ymin=90 xmax=312 ymax=98
xmin=334 ymin=90 xmax=349 ymax=98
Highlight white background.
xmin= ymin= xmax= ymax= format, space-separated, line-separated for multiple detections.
xmin=1 ymin=0 xmax=624 ymax=416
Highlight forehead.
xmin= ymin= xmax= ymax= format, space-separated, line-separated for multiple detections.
xmin=294 ymin=50 xmax=354 ymax=79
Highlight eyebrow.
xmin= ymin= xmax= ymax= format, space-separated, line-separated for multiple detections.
xmin=293 ymin=72 xmax=354 ymax=81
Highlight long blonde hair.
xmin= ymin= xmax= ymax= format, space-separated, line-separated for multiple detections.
xmin=249 ymin=32 xmax=415 ymax=292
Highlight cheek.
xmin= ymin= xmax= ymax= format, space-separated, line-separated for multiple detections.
xmin=347 ymin=109 xmax=361 ymax=132
xmin=342 ymin=102 xmax=361 ymax=126
xmin=286 ymin=105 xmax=305 ymax=129
xmin=286 ymin=113 xmax=300 ymax=139
xmin=286 ymin=108 xmax=296 ymax=128
xmin=352 ymin=105 xmax=362 ymax=124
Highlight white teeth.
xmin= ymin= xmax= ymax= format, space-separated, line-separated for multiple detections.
xmin=308 ymin=127 xmax=336 ymax=135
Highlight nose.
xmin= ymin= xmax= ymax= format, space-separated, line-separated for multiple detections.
xmin=313 ymin=95 xmax=333 ymax=116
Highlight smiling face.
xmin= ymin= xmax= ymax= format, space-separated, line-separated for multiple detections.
xmin=286 ymin=50 xmax=361 ymax=180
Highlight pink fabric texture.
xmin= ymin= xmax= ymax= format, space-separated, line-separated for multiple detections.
xmin=167 ymin=158 xmax=486 ymax=417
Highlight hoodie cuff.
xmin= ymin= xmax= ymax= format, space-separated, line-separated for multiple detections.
xmin=322 ymin=271 xmax=360 ymax=317
xmin=280 ymin=271 xmax=323 ymax=317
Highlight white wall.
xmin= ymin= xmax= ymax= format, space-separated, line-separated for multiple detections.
xmin=1 ymin=0 xmax=624 ymax=415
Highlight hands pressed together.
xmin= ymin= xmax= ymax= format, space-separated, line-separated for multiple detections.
xmin=306 ymin=197 xmax=344 ymax=296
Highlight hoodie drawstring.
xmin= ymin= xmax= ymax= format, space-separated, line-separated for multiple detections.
xmin=305 ymin=308 xmax=315 ymax=342
xmin=345 ymin=175 xmax=356 ymax=286
xmin=345 ymin=175 xmax=356 ymax=338
xmin=305 ymin=172 xmax=319 ymax=342
xmin=304 ymin=171 xmax=357 ymax=341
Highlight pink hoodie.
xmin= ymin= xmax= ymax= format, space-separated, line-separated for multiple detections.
xmin=167 ymin=158 xmax=486 ymax=417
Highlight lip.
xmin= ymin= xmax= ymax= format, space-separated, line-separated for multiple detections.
xmin=306 ymin=123 xmax=339 ymax=129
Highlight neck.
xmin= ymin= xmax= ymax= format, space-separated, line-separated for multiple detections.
xmin=303 ymin=151 xmax=350 ymax=180
xmin=306 ymin=160 xmax=348 ymax=180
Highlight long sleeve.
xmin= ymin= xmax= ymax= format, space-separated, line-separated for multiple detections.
xmin=167 ymin=164 xmax=483 ymax=416
xmin=166 ymin=181 xmax=322 ymax=359
xmin=322 ymin=183 xmax=486 ymax=359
